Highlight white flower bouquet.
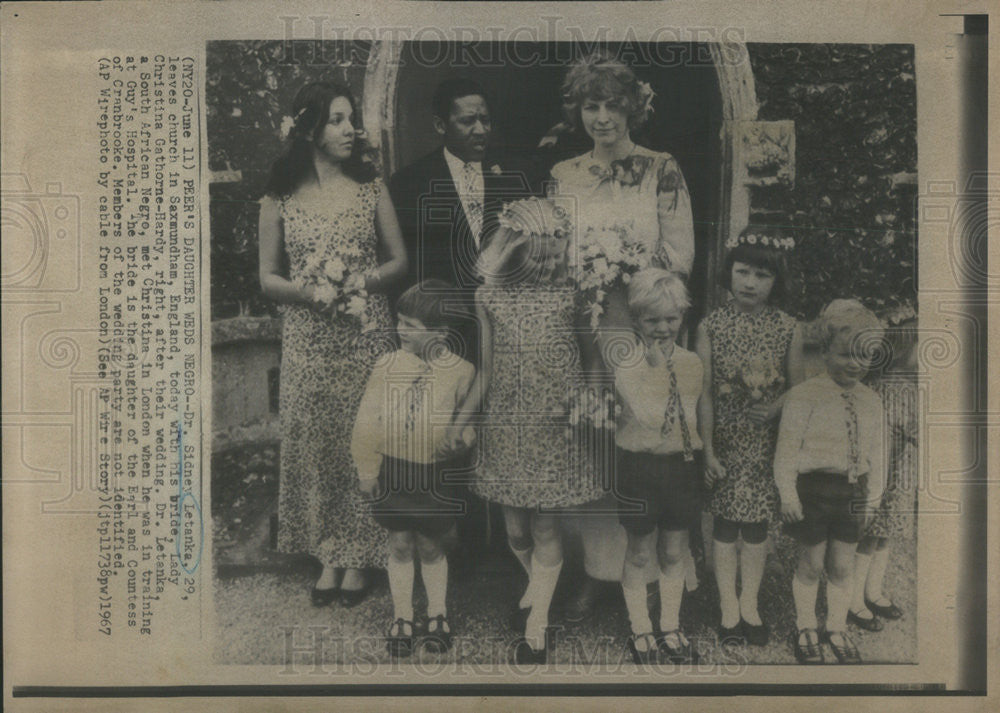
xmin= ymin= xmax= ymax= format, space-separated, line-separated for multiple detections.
xmin=565 ymin=383 xmax=618 ymax=439
xmin=572 ymin=220 xmax=651 ymax=329
xmin=293 ymin=254 xmax=375 ymax=331
xmin=738 ymin=357 xmax=784 ymax=402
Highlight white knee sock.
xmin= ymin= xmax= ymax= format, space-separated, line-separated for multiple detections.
xmin=511 ymin=542 xmax=534 ymax=609
xmin=421 ymin=556 xmax=449 ymax=619
xmin=851 ymin=552 xmax=873 ymax=613
xmin=865 ymin=546 xmax=890 ymax=603
xmin=658 ymin=567 xmax=685 ymax=633
xmin=387 ymin=558 xmax=414 ymax=622
xmin=825 ymin=579 xmax=851 ymax=633
xmin=622 ymin=583 xmax=653 ymax=636
xmin=684 ymin=549 xmax=699 ymax=592
xmin=524 ymin=556 xmax=562 ymax=650
xmin=792 ymin=573 xmax=819 ymax=631
xmin=714 ymin=540 xmax=740 ymax=628
xmin=738 ymin=541 xmax=767 ymax=626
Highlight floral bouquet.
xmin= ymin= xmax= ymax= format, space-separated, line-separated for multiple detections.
xmin=565 ymin=383 xmax=618 ymax=439
xmin=293 ymin=254 xmax=375 ymax=331
xmin=572 ymin=220 xmax=651 ymax=329
xmin=737 ymin=357 xmax=784 ymax=402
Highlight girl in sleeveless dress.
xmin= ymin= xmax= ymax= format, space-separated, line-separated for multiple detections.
xmin=695 ymin=227 xmax=803 ymax=646
xmin=258 ymin=82 xmax=407 ymax=606
xmin=449 ymin=198 xmax=606 ymax=664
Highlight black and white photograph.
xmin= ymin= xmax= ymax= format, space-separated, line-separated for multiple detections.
xmin=208 ymin=36 xmax=921 ymax=669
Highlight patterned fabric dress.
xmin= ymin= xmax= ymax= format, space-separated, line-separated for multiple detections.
xmin=472 ymin=284 xmax=607 ymax=509
xmin=276 ymin=180 xmax=393 ymax=568
xmin=705 ymin=301 xmax=797 ymax=524
xmin=866 ymin=377 xmax=918 ymax=540
xmin=547 ymin=147 xmax=695 ymax=581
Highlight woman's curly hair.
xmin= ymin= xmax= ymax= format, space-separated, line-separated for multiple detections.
xmin=560 ymin=52 xmax=652 ymax=132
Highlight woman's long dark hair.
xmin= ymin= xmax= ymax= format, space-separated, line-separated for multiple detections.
xmin=265 ymin=81 xmax=378 ymax=198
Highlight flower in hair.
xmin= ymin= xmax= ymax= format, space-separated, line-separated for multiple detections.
xmin=498 ymin=197 xmax=573 ymax=240
xmin=724 ymin=231 xmax=795 ymax=251
xmin=637 ymin=80 xmax=656 ymax=119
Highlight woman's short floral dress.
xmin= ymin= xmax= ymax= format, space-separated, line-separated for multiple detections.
xmin=866 ymin=377 xmax=918 ymax=540
xmin=472 ymin=284 xmax=607 ymax=510
xmin=704 ymin=301 xmax=797 ymax=524
xmin=276 ymin=180 xmax=393 ymax=569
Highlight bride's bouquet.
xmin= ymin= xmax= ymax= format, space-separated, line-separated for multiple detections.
xmin=572 ymin=220 xmax=652 ymax=329
xmin=293 ymin=254 xmax=375 ymax=331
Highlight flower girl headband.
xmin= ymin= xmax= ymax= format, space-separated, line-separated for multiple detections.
xmin=724 ymin=231 xmax=795 ymax=251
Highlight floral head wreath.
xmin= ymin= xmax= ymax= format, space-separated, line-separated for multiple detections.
xmin=497 ymin=197 xmax=573 ymax=240
xmin=724 ymin=231 xmax=795 ymax=251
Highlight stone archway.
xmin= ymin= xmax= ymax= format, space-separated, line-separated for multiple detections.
xmin=362 ymin=40 xmax=791 ymax=311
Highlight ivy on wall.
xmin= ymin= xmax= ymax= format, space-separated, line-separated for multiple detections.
xmin=747 ymin=44 xmax=917 ymax=322
xmin=207 ymin=41 xmax=371 ymax=318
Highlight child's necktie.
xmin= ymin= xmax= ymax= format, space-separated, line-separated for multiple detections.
xmin=841 ymin=389 xmax=860 ymax=482
xmin=662 ymin=358 xmax=695 ymax=462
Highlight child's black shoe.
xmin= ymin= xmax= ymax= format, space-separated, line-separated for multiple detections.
xmin=656 ymin=629 xmax=699 ymax=664
xmin=793 ymin=627 xmax=824 ymax=664
xmin=423 ymin=614 xmax=453 ymax=654
xmin=823 ymin=629 xmax=862 ymax=664
xmin=626 ymin=632 xmax=658 ymax=665
xmin=386 ymin=618 xmax=414 ymax=659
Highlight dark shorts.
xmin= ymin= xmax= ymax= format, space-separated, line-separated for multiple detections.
xmin=371 ymin=455 xmax=467 ymax=537
xmin=783 ymin=471 xmax=870 ymax=545
xmin=615 ymin=449 xmax=703 ymax=536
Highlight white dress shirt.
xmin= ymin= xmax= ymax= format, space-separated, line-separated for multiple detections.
xmin=444 ymin=147 xmax=485 ymax=246
xmin=614 ymin=340 xmax=704 ymax=455
xmin=351 ymin=349 xmax=475 ymax=482
xmin=774 ymin=373 xmax=885 ymax=506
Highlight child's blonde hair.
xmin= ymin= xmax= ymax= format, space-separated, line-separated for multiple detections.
xmin=818 ymin=298 xmax=884 ymax=354
xmin=627 ymin=268 xmax=690 ymax=316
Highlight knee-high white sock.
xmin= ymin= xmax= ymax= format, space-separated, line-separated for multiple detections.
xmin=714 ymin=540 xmax=740 ymax=628
xmin=825 ymin=579 xmax=851 ymax=633
xmin=511 ymin=542 xmax=534 ymax=609
xmin=792 ymin=573 xmax=819 ymax=631
xmin=387 ymin=558 xmax=415 ymax=622
xmin=421 ymin=556 xmax=449 ymax=618
xmin=851 ymin=552 xmax=873 ymax=613
xmin=865 ymin=546 xmax=891 ymax=603
xmin=524 ymin=556 xmax=562 ymax=650
xmin=684 ymin=549 xmax=699 ymax=592
xmin=622 ymin=583 xmax=653 ymax=636
xmin=658 ymin=567 xmax=685 ymax=633
xmin=738 ymin=541 xmax=767 ymax=626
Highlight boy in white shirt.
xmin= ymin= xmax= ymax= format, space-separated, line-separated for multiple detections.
xmin=352 ymin=280 xmax=475 ymax=658
xmin=775 ymin=299 xmax=885 ymax=664
xmin=613 ymin=268 xmax=704 ymax=664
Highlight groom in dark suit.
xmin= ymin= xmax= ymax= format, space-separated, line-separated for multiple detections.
xmin=389 ymin=79 xmax=542 ymax=565
xmin=389 ymin=78 xmax=542 ymax=364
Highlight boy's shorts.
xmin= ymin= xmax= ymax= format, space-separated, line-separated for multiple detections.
xmin=615 ymin=448 xmax=703 ymax=536
xmin=372 ymin=455 xmax=466 ymax=537
xmin=783 ymin=471 xmax=870 ymax=545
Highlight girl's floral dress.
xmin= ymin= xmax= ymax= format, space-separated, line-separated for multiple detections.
xmin=704 ymin=301 xmax=796 ymax=524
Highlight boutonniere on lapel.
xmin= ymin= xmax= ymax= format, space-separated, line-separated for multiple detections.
xmin=490 ymin=164 xmax=502 ymax=175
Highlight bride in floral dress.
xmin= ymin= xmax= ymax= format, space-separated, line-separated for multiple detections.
xmin=258 ymin=82 xmax=407 ymax=606
xmin=547 ymin=53 xmax=696 ymax=619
